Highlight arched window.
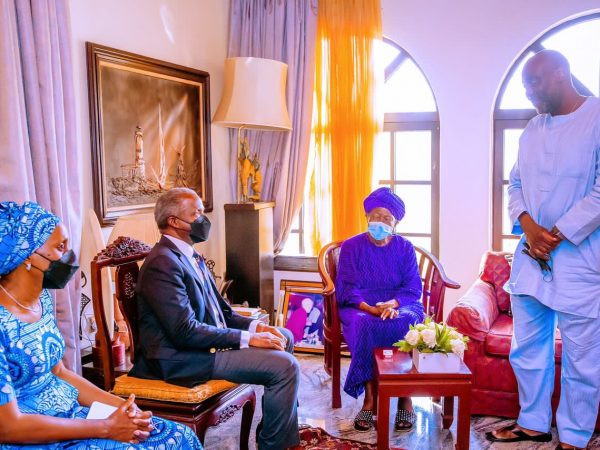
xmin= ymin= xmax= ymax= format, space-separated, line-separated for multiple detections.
xmin=375 ymin=38 xmax=440 ymax=255
xmin=281 ymin=38 xmax=440 ymax=255
xmin=493 ymin=13 xmax=600 ymax=252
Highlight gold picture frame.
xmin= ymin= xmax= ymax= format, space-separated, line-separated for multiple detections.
xmin=86 ymin=42 xmax=213 ymax=225
xmin=278 ymin=280 xmax=325 ymax=354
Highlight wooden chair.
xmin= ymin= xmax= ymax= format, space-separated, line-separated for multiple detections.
xmin=414 ymin=246 xmax=461 ymax=324
xmin=89 ymin=236 xmax=256 ymax=448
xmin=318 ymin=241 xmax=460 ymax=408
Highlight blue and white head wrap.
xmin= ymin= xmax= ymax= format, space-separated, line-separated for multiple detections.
xmin=0 ymin=201 xmax=60 ymax=276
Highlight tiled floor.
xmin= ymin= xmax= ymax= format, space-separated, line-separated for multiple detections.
xmin=203 ymin=354 xmax=600 ymax=449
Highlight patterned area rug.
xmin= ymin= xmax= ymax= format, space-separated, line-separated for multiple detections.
xmin=297 ymin=425 xmax=406 ymax=450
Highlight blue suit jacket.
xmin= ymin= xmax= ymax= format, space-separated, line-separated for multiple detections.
xmin=130 ymin=236 xmax=253 ymax=387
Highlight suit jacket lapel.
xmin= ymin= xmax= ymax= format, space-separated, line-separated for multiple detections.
xmin=158 ymin=236 xmax=218 ymax=324
xmin=159 ymin=236 xmax=202 ymax=285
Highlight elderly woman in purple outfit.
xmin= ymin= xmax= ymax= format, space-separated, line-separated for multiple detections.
xmin=335 ymin=187 xmax=425 ymax=433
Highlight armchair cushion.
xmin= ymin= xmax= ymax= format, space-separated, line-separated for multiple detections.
xmin=479 ymin=251 xmax=512 ymax=313
xmin=484 ymin=314 xmax=513 ymax=357
xmin=113 ymin=375 xmax=238 ymax=403
xmin=446 ymin=280 xmax=499 ymax=341
xmin=483 ymin=315 xmax=563 ymax=362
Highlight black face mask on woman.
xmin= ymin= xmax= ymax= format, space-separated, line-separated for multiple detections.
xmin=176 ymin=215 xmax=212 ymax=243
xmin=35 ymin=250 xmax=79 ymax=289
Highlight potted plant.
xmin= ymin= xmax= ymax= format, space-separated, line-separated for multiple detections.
xmin=393 ymin=317 xmax=469 ymax=373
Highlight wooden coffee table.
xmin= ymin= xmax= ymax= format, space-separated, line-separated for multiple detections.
xmin=374 ymin=348 xmax=472 ymax=450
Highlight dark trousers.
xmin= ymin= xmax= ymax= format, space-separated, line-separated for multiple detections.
xmin=212 ymin=327 xmax=299 ymax=450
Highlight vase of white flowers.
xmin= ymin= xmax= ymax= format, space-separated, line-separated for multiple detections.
xmin=393 ymin=317 xmax=469 ymax=373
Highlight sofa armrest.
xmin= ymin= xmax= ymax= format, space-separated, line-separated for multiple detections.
xmin=446 ymin=280 xmax=500 ymax=342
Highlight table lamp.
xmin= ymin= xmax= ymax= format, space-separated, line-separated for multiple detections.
xmin=212 ymin=57 xmax=292 ymax=203
xmin=107 ymin=212 xmax=161 ymax=247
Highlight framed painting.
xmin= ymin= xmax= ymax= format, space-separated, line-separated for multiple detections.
xmin=278 ymin=280 xmax=325 ymax=354
xmin=86 ymin=42 xmax=213 ymax=225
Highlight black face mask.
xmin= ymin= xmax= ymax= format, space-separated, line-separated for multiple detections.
xmin=35 ymin=250 xmax=80 ymax=289
xmin=177 ymin=215 xmax=211 ymax=243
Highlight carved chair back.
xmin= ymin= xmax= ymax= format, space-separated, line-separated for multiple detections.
xmin=317 ymin=241 xmax=344 ymax=408
xmin=414 ymin=246 xmax=461 ymax=323
xmin=91 ymin=236 xmax=151 ymax=391
xmin=319 ymin=241 xmax=342 ymax=341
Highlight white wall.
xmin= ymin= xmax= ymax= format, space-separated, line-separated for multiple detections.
xmin=68 ymin=0 xmax=231 ymax=273
xmin=381 ymin=0 xmax=600 ymax=315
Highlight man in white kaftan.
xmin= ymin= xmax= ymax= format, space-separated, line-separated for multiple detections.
xmin=487 ymin=50 xmax=600 ymax=450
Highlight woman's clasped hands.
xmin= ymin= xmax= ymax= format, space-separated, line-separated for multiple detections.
xmin=104 ymin=394 xmax=154 ymax=444
xmin=374 ymin=299 xmax=399 ymax=320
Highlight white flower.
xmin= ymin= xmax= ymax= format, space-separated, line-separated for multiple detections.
xmin=449 ymin=329 xmax=460 ymax=340
xmin=450 ymin=339 xmax=466 ymax=358
xmin=428 ymin=322 xmax=437 ymax=330
xmin=405 ymin=329 xmax=420 ymax=346
xmin=415 ymin=323 xmax=427 ymax=332
xmin=421 ymin=329 xmax=437 ymax=348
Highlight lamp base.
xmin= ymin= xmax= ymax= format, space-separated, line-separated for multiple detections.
xmin=237 ymin=131 xmax=262 ymax=203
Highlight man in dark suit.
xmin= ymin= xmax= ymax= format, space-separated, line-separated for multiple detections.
xmin=130 ymin=188 xmax=300 ymax=450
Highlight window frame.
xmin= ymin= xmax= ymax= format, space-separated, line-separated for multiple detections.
xmin=381 ymin=112 xmax=440 ymax=256
xmin=492 ymin=114 xmax=531 ymax=251
xmin=277 ymin=37 xmax=440 ymax=264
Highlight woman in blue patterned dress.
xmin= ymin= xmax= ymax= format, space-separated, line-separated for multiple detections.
xmin=335 ymin=188 xmax=425 ymax=433
xmin=0 ymin=201 xmax=202 ymax=449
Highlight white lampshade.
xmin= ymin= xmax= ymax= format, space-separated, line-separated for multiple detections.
xmin=213 ymin=57 xmax=292 ymax=131
xmin=108 ymin=212 xmax=161 ymax=246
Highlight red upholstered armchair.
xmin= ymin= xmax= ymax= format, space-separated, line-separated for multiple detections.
xmin=446 ymin=251 xmax=600 ymax=430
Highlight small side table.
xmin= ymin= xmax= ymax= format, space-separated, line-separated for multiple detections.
xmin=374 ymin=348 xmax=472 ymax=450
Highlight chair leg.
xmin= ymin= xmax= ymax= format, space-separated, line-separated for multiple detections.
xmin=324 ymin=341 xmax=332 ymax=376
xmin=239 ymin=389 xmax=256 ymax=450
xmin=196 ymin=422 xmax=208 ymax=446
xmin=332 ymin=346 xmax=342 ymax=409
xmin=441 ymin=396 xmax=454 ymax=429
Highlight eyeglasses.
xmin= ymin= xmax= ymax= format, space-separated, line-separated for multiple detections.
xmin=522 ymin=242 xmax=553 ymax=282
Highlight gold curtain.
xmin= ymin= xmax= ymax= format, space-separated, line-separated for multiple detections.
xmin=308 ymin=0 xmax=382 ymax=254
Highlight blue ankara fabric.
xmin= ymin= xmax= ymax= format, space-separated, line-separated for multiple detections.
xmin=0 ymin=202 xmax=59 ymax=276
xmin=335 ymin=233 xmax=425 ymax=398
xmin=0 ymin=291 xmax=202 ymax=450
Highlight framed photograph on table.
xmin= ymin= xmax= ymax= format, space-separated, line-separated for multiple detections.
xmin=278 ymin=280 xmax=325 ymax=354
xmin=86 ymin=42 xmax=213 ymax=225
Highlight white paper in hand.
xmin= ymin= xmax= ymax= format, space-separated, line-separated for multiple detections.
xmin=86 ymin=401 xmax=118 ymax=420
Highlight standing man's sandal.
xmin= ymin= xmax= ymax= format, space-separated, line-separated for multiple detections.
xmin=485 ymin=423 xmax=552 ymax=443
